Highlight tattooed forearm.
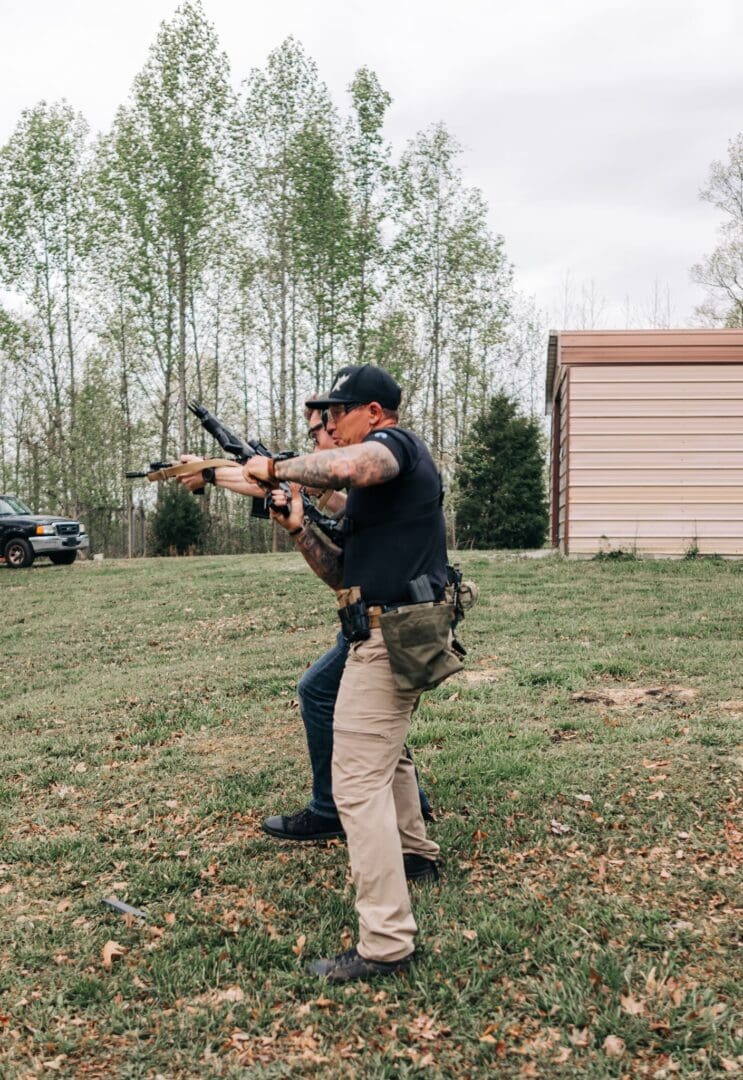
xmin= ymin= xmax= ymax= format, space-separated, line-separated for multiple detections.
xmin=277 ymin=442 xmax=400 ymax=489
xmin=293 ymin=525 xmax=344 ymax=589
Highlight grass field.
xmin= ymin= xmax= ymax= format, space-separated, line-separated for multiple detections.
xmin=1 ymin=552 xmax=741 ymax=1079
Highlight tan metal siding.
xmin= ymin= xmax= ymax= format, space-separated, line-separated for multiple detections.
xmin=549 ymin=357 xmax=570 ymax=552
xmin=558 ymin=368 xmax=569 ymax=553
xmin=571 ymin=398 xmax=743 ymax=417
xmin=568 ymin=362 xmax=743 ymax=556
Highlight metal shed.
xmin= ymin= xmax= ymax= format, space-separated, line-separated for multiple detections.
xmin=545 ymin=329 xmax=743 ymax=557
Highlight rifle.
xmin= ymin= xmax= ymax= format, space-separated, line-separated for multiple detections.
xmin=125 ymin=458 xmax=228 ymax=493
xmin=188 ymin=402 xmax=345 ymax=547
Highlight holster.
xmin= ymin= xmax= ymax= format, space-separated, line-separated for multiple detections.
xmin=336 ymin=586 xmax=371 ymax=643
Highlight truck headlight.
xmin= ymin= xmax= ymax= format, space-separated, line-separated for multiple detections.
xmin=79 ymin=524 xmax=86 ymax=534
xmin=35 ymin=525 xmax=55 ymax=535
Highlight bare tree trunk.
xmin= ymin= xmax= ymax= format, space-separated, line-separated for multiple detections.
xmin=177 ymin=233 xmax=188 ymax=454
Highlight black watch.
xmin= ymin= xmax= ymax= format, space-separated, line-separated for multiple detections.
xmin=202 ymin=467 xmax=217 ymax=485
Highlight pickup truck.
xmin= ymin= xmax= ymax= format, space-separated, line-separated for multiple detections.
xmin=0 ymin=494 xmax=90 ymax=568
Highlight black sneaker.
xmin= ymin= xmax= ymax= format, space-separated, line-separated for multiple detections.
xmin=403 ymin=854 xmax=440 ymax=883
xmin=262 ymin=807 xmax=345 ymax=842
xmin=308 ymin=946 xmax=413 ymax=982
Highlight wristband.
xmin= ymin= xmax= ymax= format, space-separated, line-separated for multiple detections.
xmin=202 ymin=467 xmax=217 ymax=485
xmin=266 ymin=458 xmax=276 ymax=482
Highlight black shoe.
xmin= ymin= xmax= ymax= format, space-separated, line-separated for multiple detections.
xmin=262 ymin=807 xmax=345 ymax=842
xmin=308 ymin=946 xmax=413 ymax=982
xmin=403 ymin=854 xmax=440 ymax=883
xmin=421 ymin=804 xmax=436 ymax=823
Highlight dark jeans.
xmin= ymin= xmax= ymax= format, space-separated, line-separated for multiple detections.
xmin=299 ymin=630 xmax=432 ymax=821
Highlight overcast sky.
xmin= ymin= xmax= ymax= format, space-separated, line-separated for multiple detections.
xmin=2 ymin=0 xmax=742 ymax=327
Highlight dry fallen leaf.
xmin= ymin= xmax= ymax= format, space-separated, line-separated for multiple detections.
xmin=42 ymin=1055 xmax=67 ymax=1072
xmin=620 ymin=993 xmax=645 ymax=1016
xmin=568 ymin=1026 xmax=591 ymax=1047
xmin=101 ymin=940 xmax=126 ymax=970
xmin=462 ymin=929 xmax=477 ymax=942
xmin=56 ymin=899 xmax=71 ymax=913
xmin=550 ymin=819 xmax=571 ymax=835
xmin=292 ymin=933 xmax=307 ymax=957
xmin=603 ymin=1035 xmax=626 ymax=1058
xmin=213 ymin=986 xmax=244 ymax=1004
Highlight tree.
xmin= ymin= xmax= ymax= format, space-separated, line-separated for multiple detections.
xmin=691 ymin=134 xmax=743 ymax=327
xmin=346 ymin=68 xmax=392 ymax=362
xmin=497 ymin=294 xmax=548 ymax=420
xmin=151 ymin=482 xmax=204 ymax=555
xmin=94 ymin=0 xmax=232 ymax=458
xmin=455 ymin=392 xmax=548 ymax=549
xmin=235 ymin=37 xmax=330 ymax=446
xmin=390 ymin=124 xmax=510 ymax=464
xmin=0 ymin=100 xmax=91 ymax=512
xmin=289 ymin=115 xmax=353 ymax=392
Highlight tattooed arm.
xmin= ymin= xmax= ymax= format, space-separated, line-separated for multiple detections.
xmin=268 ymin=482 xmax=344 ymax=589
xmin=292 ymin=525 xmax=344 ymax=590
xmin=275 ymin=441 xmax=400 ymax=490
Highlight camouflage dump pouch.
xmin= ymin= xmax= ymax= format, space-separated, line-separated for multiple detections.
xmin=379 ymin=601 xmax=464 ymax=692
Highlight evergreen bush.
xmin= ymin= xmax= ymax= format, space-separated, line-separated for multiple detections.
xmin=150 ymin=484 xmax=205 ymax=556
xmin=455 ymin=392 xmax=548 ymax=549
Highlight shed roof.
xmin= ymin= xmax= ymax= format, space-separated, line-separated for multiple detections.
xmin=545 ymin=329 xmax=743 ymax=412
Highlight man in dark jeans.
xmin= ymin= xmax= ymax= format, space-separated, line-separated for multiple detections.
xmin=178 ymin=408 xmax=433 ymax=852
xmin=262 ymin=407 xmax=433 ymax=845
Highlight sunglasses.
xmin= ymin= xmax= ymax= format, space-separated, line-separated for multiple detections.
xmin=326 ymin=402 xmax=365 ymax=421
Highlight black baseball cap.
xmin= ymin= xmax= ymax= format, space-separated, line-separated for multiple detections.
xmin=305 ymin=364 xmax=402 ymax=411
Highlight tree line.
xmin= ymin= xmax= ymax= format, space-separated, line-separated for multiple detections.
xmin=0 ymin=1 xmax=549 ymax=554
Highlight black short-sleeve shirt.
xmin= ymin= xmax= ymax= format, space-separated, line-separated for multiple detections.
xmin=342 ymin=427 xmax=448 ymax=607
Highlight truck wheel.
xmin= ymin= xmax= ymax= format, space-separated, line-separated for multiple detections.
xmin=49 ymin=551 xmax=78 ymax=565
xmin=4 ymin=537 xmax=35 ymax=568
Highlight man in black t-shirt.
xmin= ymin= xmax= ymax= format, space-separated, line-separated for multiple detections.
xmin=244 ymin=365 xmax=446 ymax=982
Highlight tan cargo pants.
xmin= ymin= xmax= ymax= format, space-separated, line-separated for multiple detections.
xmin=332 ymin=629 xmax=440 ymax=962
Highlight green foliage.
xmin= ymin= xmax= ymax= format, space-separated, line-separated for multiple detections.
xmin=392 ymin=124 xmax=512 ymax=458
xmin=0 ymin=17 xmax=523 ymax=548
xmin=346 ymin=67 xmax=391 ymax=362
xmin=150 ymin=482 xmax=205 ymax=555
xmin=455 ymin=391 xmax=548 ymax=549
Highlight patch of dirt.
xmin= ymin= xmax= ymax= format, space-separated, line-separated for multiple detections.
xmin=571 ymin=686 xmax=698 ymax=708
xmin=550 ymin=728 xmax=594 ymax=743
xmin=719 ymin=700 xmax=743 ymax=715
xmin=458 ymin=668 xmax=508 ymax=685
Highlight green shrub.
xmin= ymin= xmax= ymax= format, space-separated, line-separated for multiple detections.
xmin=150 ymin=484 xmax=204 ymax=556
xmin=455 ymin=392 xmax=548 ymax=549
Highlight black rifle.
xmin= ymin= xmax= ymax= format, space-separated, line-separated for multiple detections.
xmin=188 ymin=402 xmax=345 ymax=547
xmin=125 ymin=460 xmax=174 ymax=480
